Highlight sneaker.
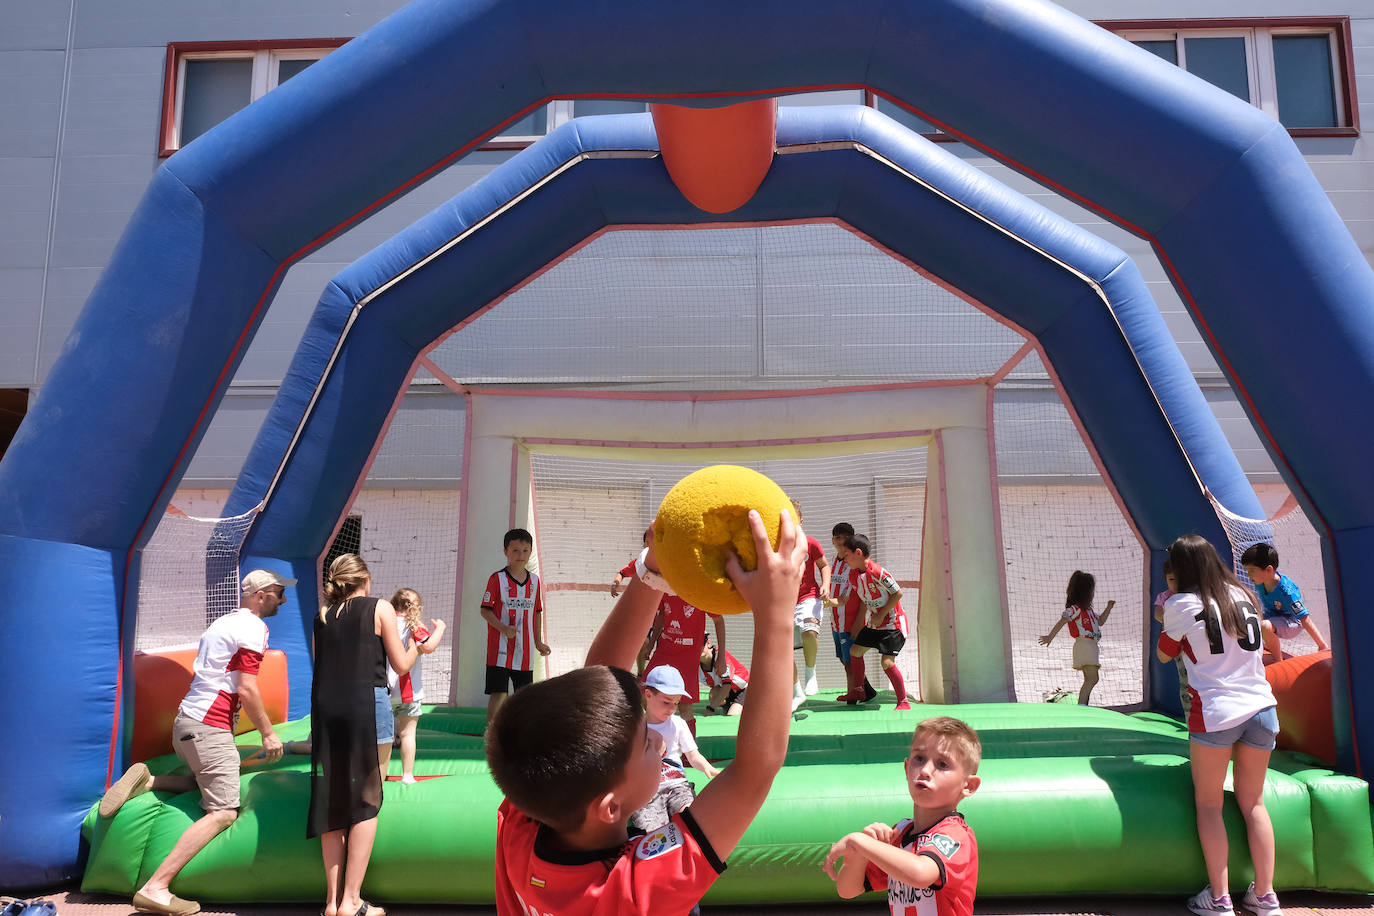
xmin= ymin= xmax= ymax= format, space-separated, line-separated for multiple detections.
xmin=1186 ymin=886 xmax=1234 ymax=915
xmin=100 ymin=762 xmax=152 ymax=817
xmin=400 ymin=774 xmax=418 ymax=785
xmin=895 ymin=700 xmax=911 ymax=711
xmin=791 ymin=692 xmax=806 ymax=712
xmin=803 ymin=667 xmax=819 ymax=695
xmin=1242 ymin=882 xmax=1282 ymax=916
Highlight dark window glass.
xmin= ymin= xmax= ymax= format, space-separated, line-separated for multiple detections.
xmin=1133 ymin=39 xmax=1179 ymax=64
xmin=1273 ymin=35 xmax=1338 ymax=128
xmin=1184 ymin=37 xmax=1250 ymax=102
xmin=181 ymin=58 xmax=253 ymax=145
xmin=503 ymin=106 xmax=549 ymax=136
xmin=277 ymin=58 xmax=316 ymax=85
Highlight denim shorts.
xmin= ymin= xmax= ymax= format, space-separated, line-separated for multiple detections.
xmin=374 ymin=686 xmax=394 ymax=744
xmin=1191 ymin=705 xmax=1279 ymax=750
xmin=832 ymin=630 xmax=855 ymax=662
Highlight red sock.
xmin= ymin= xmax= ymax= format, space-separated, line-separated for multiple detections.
xmin=884 ymin=664 xmax=907 ymax=705
xmin=849 ymin=655 xmax=866 ymax=694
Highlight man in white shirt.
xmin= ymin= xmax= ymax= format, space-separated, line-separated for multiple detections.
xmin=99 ymin=569 xmax=292 ymax=916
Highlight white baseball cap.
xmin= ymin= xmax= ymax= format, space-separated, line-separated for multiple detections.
xmin=241 ymin=568 xmax=297 ymax=595
xmin=644 ymin=665 xmax=692 ymax=698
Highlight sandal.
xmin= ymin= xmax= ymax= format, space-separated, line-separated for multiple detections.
xmin=353 ymin=902 xmax=385 ymax=916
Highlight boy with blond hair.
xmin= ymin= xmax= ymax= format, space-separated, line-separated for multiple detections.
xmin=486 ymin=509 xmax=806 ymax=915
xmin=825 ymin=716 xmax=982 ymax=916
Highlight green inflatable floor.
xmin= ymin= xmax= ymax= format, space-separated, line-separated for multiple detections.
xmin=81 ymin=699 xmax=1374 ymax=904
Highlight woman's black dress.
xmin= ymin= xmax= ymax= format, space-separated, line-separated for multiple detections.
xmin=307 ymin=595 xmax=386 ymax=837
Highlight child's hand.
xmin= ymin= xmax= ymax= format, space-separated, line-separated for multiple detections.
xmin=724 ymin=509 xmax=805 ymax=619
xmin=862 ymin=821 xmax=895 ymax=844
xmin=1105 ymin=600 xmax=1116 ymax=610
xmin=1038 ymin=634 xmax=1053 ymax=646
xmin=822 ymin=833 xmax=862 ymax=881
xmin=535 ymin=640 xmax=551 ymax=656
xmin=430 ymin=618 xmax=446 ymax=634
xmin=501 ymin=624 xmax=518 ymax=639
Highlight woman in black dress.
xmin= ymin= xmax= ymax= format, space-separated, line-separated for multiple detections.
xmin=308 ymin=553 xmax=444 ymax=916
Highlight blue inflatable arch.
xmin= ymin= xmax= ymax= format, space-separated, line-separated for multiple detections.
xmin=2 ymin=0 xmax=1372 ymax=886
xmin=226 ymin=106 xmax=1255 ymax=721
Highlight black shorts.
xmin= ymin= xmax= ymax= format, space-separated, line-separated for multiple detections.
xmin=485 ymin=665 xmax=534 ymax=695
xmin=854 ymin=627 xmax=906 ymax=657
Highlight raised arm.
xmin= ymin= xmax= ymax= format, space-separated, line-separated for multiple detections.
xmin=1098 ymin=599 xmax=1117 ymax=625
xmin=415 ymin=618 xmax=447 ymax=654
xmin=689 ymin=509 xmax=805 ymax=859
xmin=711 ymin=614 xmax=728 ymax=676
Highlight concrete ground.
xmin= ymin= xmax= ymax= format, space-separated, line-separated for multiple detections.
xmin=22 ymin=888 xmax=1374 ymax=916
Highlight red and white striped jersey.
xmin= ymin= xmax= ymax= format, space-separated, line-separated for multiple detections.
xmin=178 ymin=608 xmax=268 ymax=730
xmin=831 ymin=559 xmax=865 ymax=634
xmin=1061 ymin=604 xmax=1101 ymax=640
xmin=855 ymin=559 xmax=907 ymax=635
xmin=482 ymin=568 xmax=544 ymax=671
xmin=389 ymin=620 xmax=432 ymax=704
xmin=863 ymin=813 xmax=978 ymax=916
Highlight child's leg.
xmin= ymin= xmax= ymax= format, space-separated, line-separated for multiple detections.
xmin=1078 ymin=665 xmax=1099 ymax=705
xmin=680 ymin=702 xmax=697 ymax=739
xmin=377 ymin=740 xmax=392 ymax=774
xmin=880 ymin=654 xmax=908 ymax=708
xmin=1189 ymin=740 xmax=1235 ymax=898
xmin=842 ymin=644 xmax=868 ymax=701
xmin=397 ymin=714 xmax=419 ymax=779
xmin=1260 ymin=619 xmax=1281 ymax=660
xmin=487 ymin=692 xmax=507 ymax=724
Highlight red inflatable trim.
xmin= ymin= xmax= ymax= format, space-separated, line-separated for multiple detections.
xmin=650 ymin=99 xmax=777 ymax=213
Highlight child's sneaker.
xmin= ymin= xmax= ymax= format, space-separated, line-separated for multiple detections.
xmin=1186 ymin=886 xmax=1234 ymax=915
xmin=1241 ymin=882 xmax=1282 ymax=916
xmin=894 ymin=700 xmax=911 ymax=711
xmin=803 ymin=666 xmax=819 ymax=695
xmin=400 ymin=774 xmax=418 ymax=785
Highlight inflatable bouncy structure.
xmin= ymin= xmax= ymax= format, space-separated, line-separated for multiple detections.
xmin=3 ymin=0 xmax=1374 ymax=888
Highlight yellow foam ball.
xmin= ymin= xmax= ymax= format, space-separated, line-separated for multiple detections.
xmin=654 ymin=465 xmax=792 ymax=615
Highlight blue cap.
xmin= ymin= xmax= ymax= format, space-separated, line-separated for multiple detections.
xmin=644 ymin=665 xmax=691 ymax=698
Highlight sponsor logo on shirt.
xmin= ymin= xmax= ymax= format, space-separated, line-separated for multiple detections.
xmin=926 ymin=832 xmax=960 ymax=858
xmin=636 ymin=823 xmax=684 ymax=860
xmin=507 ymin=597 xmax=535 ymax=612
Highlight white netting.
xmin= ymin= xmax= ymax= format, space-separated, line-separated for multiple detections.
xmin=325 ymin=372 xmax=465 ymax=702
xmin=529 ymin=450 xmax=928 ymax=698
xmin=994 ymin=352 xmax=1146 ymax=708
xmin=1210 ymin=488 xmax=1330 ymax=657
xmin=135 ymin=504 xmax=260 ymax=651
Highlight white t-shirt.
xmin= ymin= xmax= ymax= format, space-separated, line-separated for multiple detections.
xmin=1160 ymin=585 xmax=1276 ymax=733
xmin=178 ymin=608 xmax=269 ymax=730
xmin=648 ymin=714 xmax=697 ymax=782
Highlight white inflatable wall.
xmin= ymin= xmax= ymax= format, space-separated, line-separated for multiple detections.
xmin=451 ymin=385 xmax=1009 ymax=705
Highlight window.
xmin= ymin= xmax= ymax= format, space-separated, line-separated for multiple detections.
xmin=324 ymin=515 xmax=363 ymax=573
xmin=1108 ymin=18 xmax=1357 ymax=135
xmin=160 ymin=40 xmax=348 ymax=156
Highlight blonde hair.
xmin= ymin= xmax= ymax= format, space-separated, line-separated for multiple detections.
xmin=913 ymin=716 xmax=982 ymax=774
xmin=321 ymin=553 xmax=370 ymax=619
xmin=391 ymin=587 xmax=423 ymax=632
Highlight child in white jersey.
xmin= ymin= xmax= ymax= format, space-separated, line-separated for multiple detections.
xmin=631 ymin=665 xmax=721 ymax=833
xmin=1039 ymin=570 xmax=1115 ymax=705
xmin=1158 ymin=534 xmax=1280 ymax=916
xmin=381 ymin=587 xmax=446 ymax=784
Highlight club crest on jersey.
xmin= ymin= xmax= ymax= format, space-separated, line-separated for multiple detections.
xmin=636 ymin=823 xmax=684 ymax=860
xmin=925 ymin=832 xmax=961 ymax=858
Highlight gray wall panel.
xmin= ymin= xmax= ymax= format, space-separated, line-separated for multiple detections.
xmin=0 ymin=268 xmax=44 ymax=385
xmin=60 ymin=48 xmax=162 ymax=158
xmin=0 ymin=157 xmax=55 ymax=268
xmin=0 ymin=50 xmax=63 ymax=157
xmin=0 ymin=1 xmax=72 ymax=51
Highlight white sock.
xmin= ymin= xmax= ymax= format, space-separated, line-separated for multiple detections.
xmin=804 ymin=665 xmax=816 ymax=681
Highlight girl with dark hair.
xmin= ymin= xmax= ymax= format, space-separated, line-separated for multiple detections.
xmin=1157 ymin=535 xmax=1280 ymax=916
xmin=1038 ymin=570 xmax=1115 ymax=705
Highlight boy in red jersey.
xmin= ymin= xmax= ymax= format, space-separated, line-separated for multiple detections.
xmin=481 ymin=528 xmax=551 ymax=724
xmin=826 ymin=523 xmax=876 ymax=704
xmin=486 ymin=509 xmax=805 ymax=916
xmin=643 ymin=594 xmax=727 ymax=736
xmin=839 ymin=534 xmax=910 ymax=710
xmin=789 ymin=499 xmax=831 ymax=706
xmin=825 ymin=716 xmax=982 ymax=916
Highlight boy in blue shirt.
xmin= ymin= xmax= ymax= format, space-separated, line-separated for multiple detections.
xmin=1240 ymin=543 xmax=1329 ymax=660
